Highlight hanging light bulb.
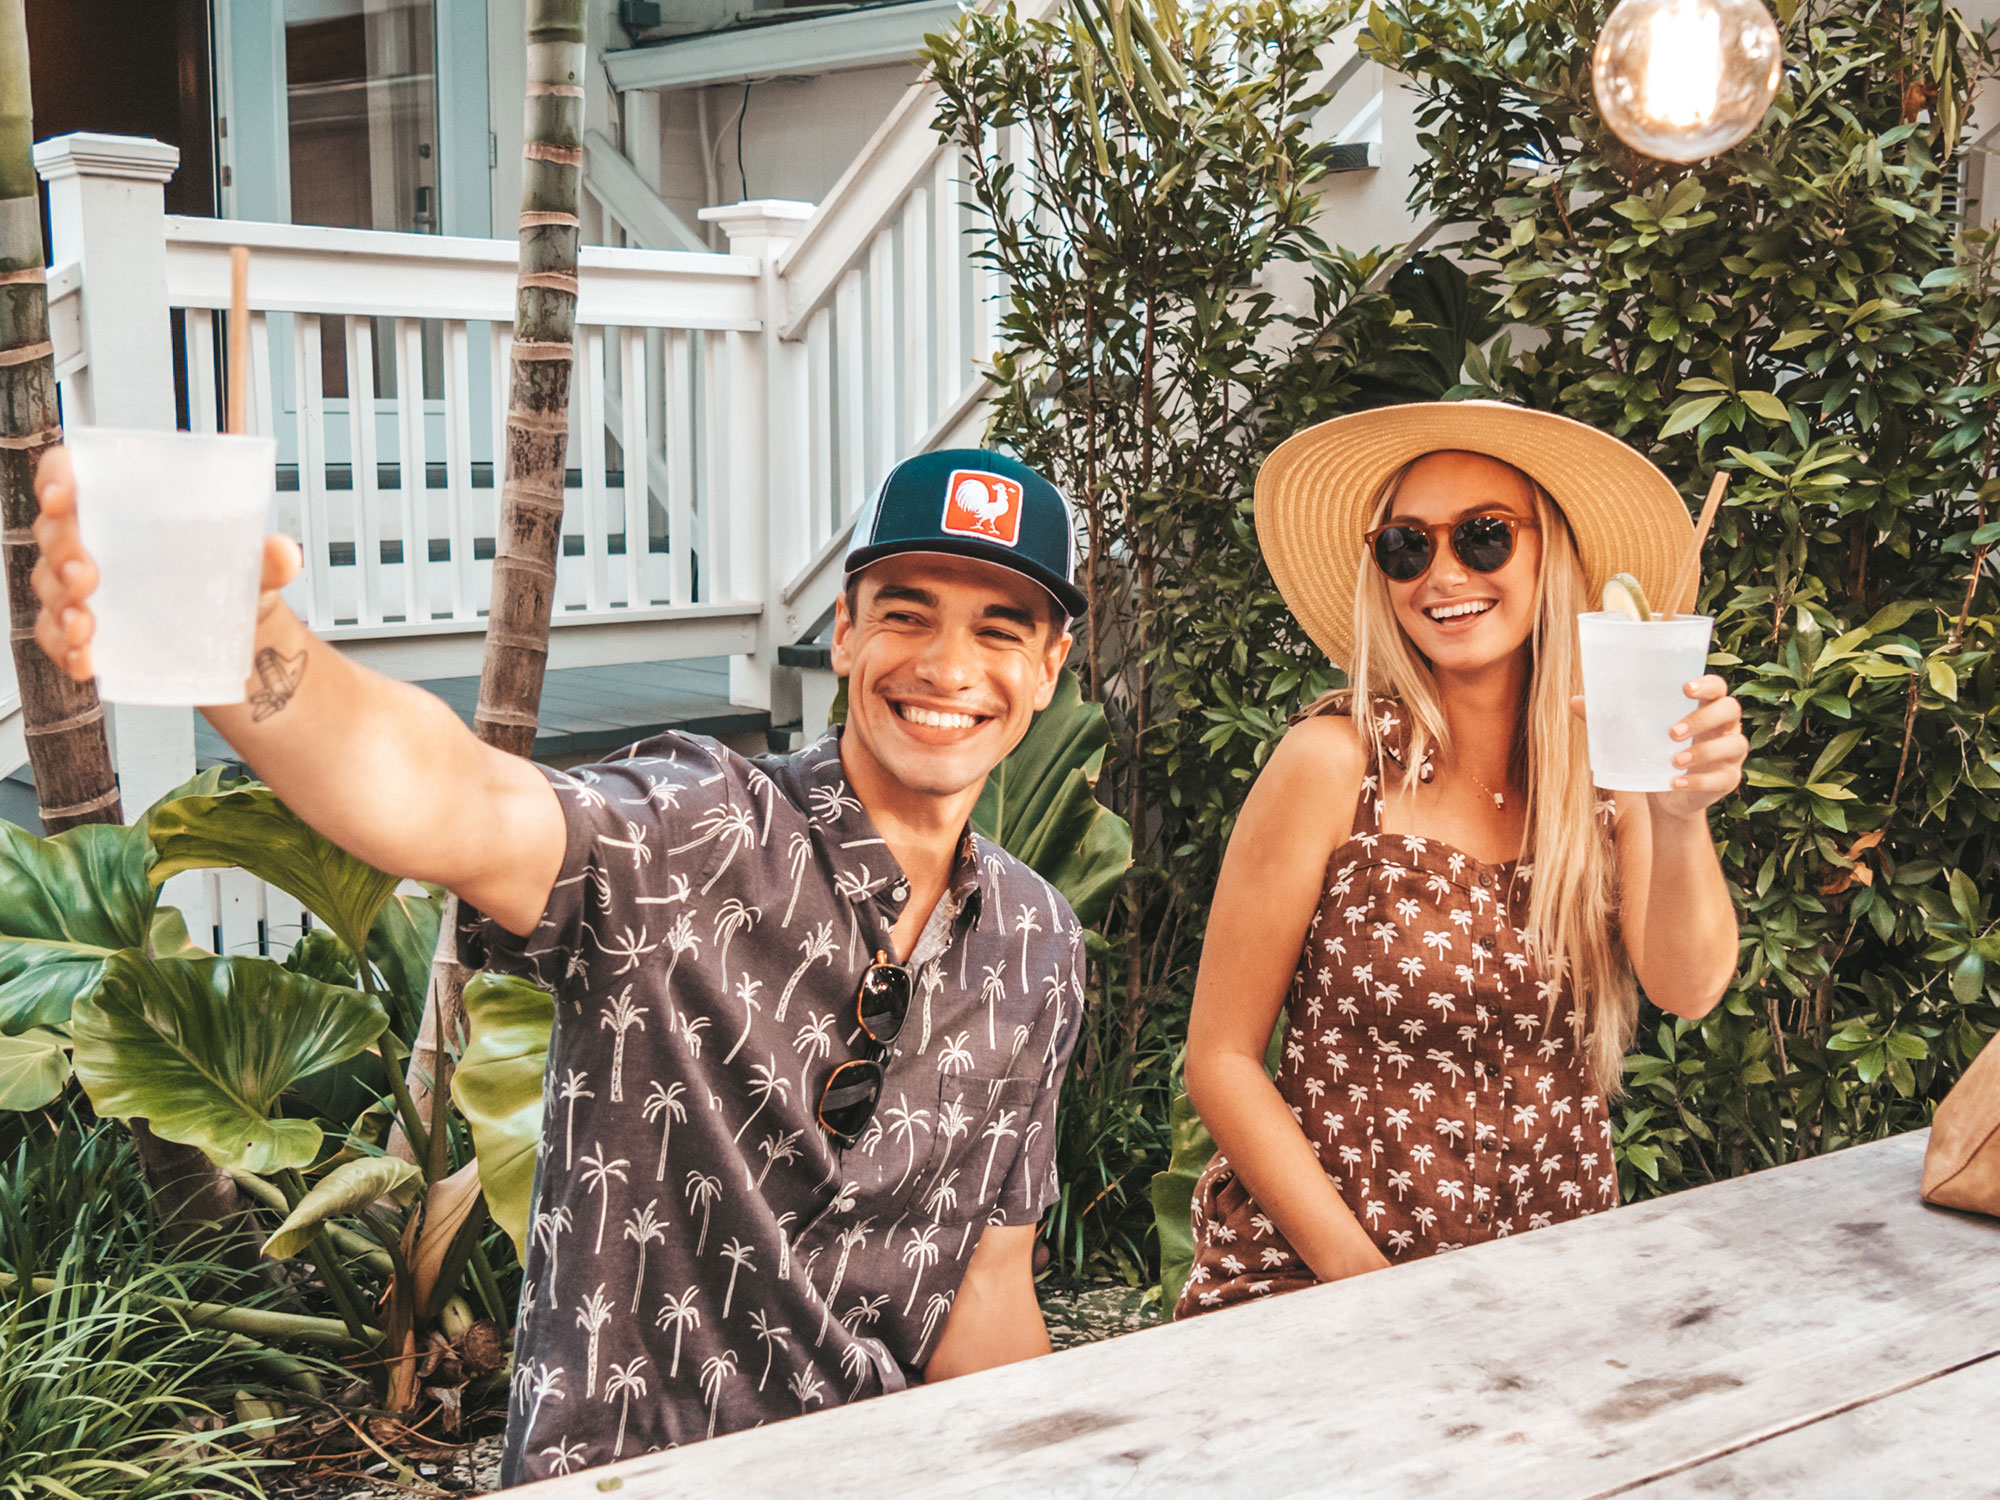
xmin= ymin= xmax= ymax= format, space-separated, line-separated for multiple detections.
xmin=1592 ymin=0 xmax=1784 ymax=162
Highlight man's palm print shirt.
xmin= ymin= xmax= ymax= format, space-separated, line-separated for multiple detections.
xmin=460 ymin=729 xmax=1083 ymax=1484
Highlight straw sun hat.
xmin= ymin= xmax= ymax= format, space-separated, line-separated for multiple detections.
xmin=1255 ymin=401 xmax=1695 ymax=669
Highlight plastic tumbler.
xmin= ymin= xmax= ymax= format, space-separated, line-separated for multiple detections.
xmin=67 ymin=426 xmax=277 ymax=706
xmin=1576 ymin=611 xmax=1714 ymax=792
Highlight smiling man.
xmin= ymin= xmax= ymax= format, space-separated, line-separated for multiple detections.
xmin=30 ymin=444 xmax=1087 ymax=1483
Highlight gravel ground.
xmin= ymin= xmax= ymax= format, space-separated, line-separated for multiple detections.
xmin=263 ymin=1281 xmax=1162 ymax=1499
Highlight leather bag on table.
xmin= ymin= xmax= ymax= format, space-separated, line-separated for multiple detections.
xmin=1922 ymin=1029 xmax=2000 ymax=1215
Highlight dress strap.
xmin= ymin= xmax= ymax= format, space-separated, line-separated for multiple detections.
xmin=1292 ymin=690 xmax=1395 ymax=837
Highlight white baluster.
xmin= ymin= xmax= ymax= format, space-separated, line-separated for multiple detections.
xmin=443 ymin=320 xmax=474 ymax=620
xmin=903 ymin=185 xmax=931 ymax=447
xmin=869 ymin=226 xmax=897 ymax=476
xmin=187 ymin=308 xmax=218 ymax=434
xmin=933 ymin=151 xmax=966 ymax=412
xmin=577 ymin=323 xmax=609 ymax=612
xmin=484 ymin=323 xmax=512 ymax=618
xmin=294 ymin=315 xmax=334 ymax=629
xmin=664 ymin=328 xmax=695 ymax=605
xmin=836 ymin=267 xmax=865 ymax=525
xmin=807 ymin=306 xmax=833 ymax=553
xmin=619 ymin=327 xmax=650 ymax=608
xmin=345 ymin=316 xmax=385 ymax=628
xmin=393 ymin=317 xmax=427 ymax=626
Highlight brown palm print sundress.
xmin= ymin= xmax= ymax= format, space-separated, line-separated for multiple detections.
xmin=1176 ymin=694 xmax=1619 ymax=1318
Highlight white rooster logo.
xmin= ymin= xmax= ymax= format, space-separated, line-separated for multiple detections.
xmin=947 ymin=475 xmax=1017 ymax=541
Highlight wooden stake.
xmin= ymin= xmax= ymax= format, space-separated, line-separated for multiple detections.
xmin=1668 ymin=470 xmax=1730 ymax=617
xmin=227 ymin=245 xmax=250 ymax=436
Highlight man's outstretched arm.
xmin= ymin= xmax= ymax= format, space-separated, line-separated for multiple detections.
xmin=30 ymin=447 xmax=564 ymax=937
xmin=922 ymin=1223 xmax=1050 ymax=1381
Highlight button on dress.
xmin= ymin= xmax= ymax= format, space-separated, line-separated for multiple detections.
xmin=1176 ymin=696 xmax=1619 ymax=1318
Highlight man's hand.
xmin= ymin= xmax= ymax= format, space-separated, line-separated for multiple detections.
xmin=922 ymin=1223 xmax=1050 ymax=1382
xmin=30 ymin=445 xmax=303 ymax=682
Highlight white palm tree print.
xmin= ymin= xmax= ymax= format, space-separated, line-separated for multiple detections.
xmin=978 ymin=961 xmax=1007 ymax=1048
xmin=532 ymin=1205 xmax=572 ymax=1308
xmin=731 ymin=1054 xmax=790 ymax=1142
xmin=521 ymin=1360 xmax=565 ymax=1445
xmin=718 ymin=1237 xmax=757 ymax=1318
xmin=748 ymin=1308 xmax=790 ymax=1391
xmin=720 ymin=974 xmax=766 ymax=1065
xmin=684 ymin=1170 xmax=723 ymax=1256
xmin=883 ymin=1093 xmax=932 ymax=1192
xmin=654 ymin=1285 xmax=702 ymax=1378
xmin=641 ymin=1079 xmax=687 ymax=1181
xmin=815 ymin=1220 xmax=872 ymax=1346
xmin=605 ymin=1357 xmax=649 ymax=1459
xmin=1014 ymin=905 xmax=1041 ymax=987
xmin=977 ymin=1109 xmax=1020 ymax=1200
xmin=542 ymin=1438 xmax=588 ymax=1476
xmin=788 ymin=1366 xmax=825 ymax=1411
xmin=781 ymin=830 xmax=812 ymax=927
xmin=712 ymin=898 xmax=760 ymax=991
xmin=774 ymin=921 xmax=837 ymax=1023
xmin=752 ymin=1127 xmax=803 ymax=1191
xmin=840 ymin=1339 xmax=874 ymax=1400
xmin=900 ymin=1223 xmax=942 ymax=1315
xmin=700 ymin=1350 xmax=738 ymax=1438
xmin=623 ymin=1199 xmax=667 ymax=1312
xmin=793 ymin=1010 xmax=835 ymax=1097
xmin=914 ymin=1290 xmax=955 ymax=1364
xmin=576 ymin=1284 xmax=614 ymax=1397
xmin=557 ymin=1070 xmax=592 ymax=1170
xmin=579 ymin=1145 xmax=631 ymax=1254
xmin=600 ymin=987 xmax=646 ymax=1104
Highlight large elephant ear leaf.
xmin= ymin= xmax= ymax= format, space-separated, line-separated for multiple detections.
xmin=264 ymin=1156 xmax=423 ymax=1260
xmin=0 ymin=1026 xmax=73 ymax=1111
xmin=451 ymin=972 xmax=553 ymax=1260
xmin=367 ymin=887 xmax=445 ymax=1038
xmin=73 ymin=953 xmax=390 ymax=1174
xmin=147 ymin=784 xmax=400 ymax=958
xmin=972 ymin=670 xmax=1133 ymax=928
xmin=0 ymin=819 xmax=161 ymax=1033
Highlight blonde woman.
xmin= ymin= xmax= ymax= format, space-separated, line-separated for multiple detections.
xmin=1175 ymin=403 xmax=1744 ymax=1316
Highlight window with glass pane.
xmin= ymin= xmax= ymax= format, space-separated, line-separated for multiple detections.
xmin=286 ymin=0 xmax=441 ymax=399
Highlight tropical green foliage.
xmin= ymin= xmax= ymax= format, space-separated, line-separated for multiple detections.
xmin=0 ymin=775 xmax=514 ymax=1415
xmin=1362 ymin=0 xmax=2000 ymax=1190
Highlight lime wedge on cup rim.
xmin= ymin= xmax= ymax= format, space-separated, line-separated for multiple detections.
xmin=1602 ymin=573 xmax=1659 ymax=621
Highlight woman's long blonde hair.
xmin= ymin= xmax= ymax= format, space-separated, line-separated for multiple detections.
xmin=1336 ymin=455 xmax=1636 ymax=1095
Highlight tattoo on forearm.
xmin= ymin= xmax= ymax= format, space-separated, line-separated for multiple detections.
xmin=249 ymin=647 xmax=307 ymax=721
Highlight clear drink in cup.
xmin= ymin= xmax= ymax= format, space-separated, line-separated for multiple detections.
xmin=67 ymin=426 xmax=277 ymax=706
xmin=1576 ymin=612 xmax=1714 ymax=792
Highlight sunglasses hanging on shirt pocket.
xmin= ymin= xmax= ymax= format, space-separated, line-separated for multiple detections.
xmin=817 ymin=952 xmax=912 ymax=1149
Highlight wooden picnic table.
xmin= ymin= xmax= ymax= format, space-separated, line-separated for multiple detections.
xmin=520 ymin=1130 xmax=2000 ymax=1499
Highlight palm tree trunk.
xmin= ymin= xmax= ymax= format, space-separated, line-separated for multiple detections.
xmin=0 ymin=5 xmax=119 ymax=834
xmin=399 ymin=0 xmax=587 ymax=1149
xmin=0 ymin=3 xmax=257 ymax=1255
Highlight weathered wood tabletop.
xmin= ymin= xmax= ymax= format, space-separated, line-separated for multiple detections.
xmin=519 ymin=1130 xmax=2000 ymax=1499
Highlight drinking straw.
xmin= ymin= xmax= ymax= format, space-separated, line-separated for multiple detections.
xmin=227 ymin=246 xmax=250 ymax=437
xmin=1666 ymin=470 xmax=1730 ymax=618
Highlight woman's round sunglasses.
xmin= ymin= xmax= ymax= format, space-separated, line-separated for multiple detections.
xmin=816 ymin=951 xmax=912 ymax=1149
xmin=1364 ymin=515 xmax=1538 ymax=584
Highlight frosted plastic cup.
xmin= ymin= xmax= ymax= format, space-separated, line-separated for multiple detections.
xmin=67 ymin=426 xmax=277 ymax=706
xmin=1576 ymin=611 xmax=1715 ymax=792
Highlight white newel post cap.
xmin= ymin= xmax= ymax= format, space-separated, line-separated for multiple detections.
xmin=699 ymin=199 xmax=816 ymax=254
xmin=33 ymin=132 xmax=181 ymax=184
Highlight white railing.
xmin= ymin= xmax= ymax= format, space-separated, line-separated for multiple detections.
xmin=160 ymin=219 xmax=766 ymax=674
xmin=768 ymin=89 xmax=1005 ymax=631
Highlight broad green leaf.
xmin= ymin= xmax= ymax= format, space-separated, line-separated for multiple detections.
xmin=1739 ymin=390 xmax=1790 ymax=423
xmin=264 ymin=1156 xmax=423 ymax=1260
xmin=148 ymin=784 xmax=400 ymax=958
xmin=452 ymin=972 xmax=555 ymax=1260
xmin=1149 ymin=1086 xmax=1210 ymax=1310
xmin=73 ymin=953 xmax=389 ymax=1173
xmin=1952 ymin=953 xmax=1987 ymax=1003
xmin=972 ymin=670 xmax=1134 ymax=928
xmin=1659 ymin=394 xmax=1726 ymax=437
xmin=0 ymin=820 xmax=160 ymax=1032
xmin=367 ymin=888 xmax=446 ymax=1037
xmin=1926 ymin=656 xmax=1958 ymax=700
xmin=0 ymin=1025 xmax=72 ymax=1110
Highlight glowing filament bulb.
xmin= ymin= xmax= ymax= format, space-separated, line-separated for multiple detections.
xmin=1644 ymin=1 xmax=1722 ymax=128
xmin=1593 ymin=0 xmax=1784 ymax=163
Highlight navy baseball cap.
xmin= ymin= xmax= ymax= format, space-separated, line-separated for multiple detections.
xmin=844 ymin=449 xmax=1085 ymax=619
